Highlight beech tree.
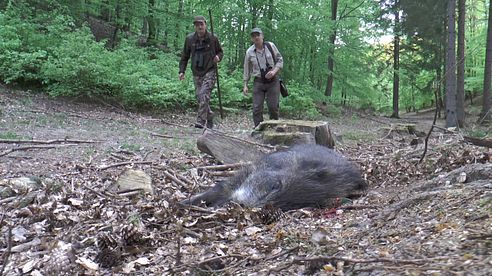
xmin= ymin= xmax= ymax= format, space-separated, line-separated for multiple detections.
xmin=481 ymin=0 xmax=492 ymax=123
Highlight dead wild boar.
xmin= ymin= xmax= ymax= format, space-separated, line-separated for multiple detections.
xmin=181 ymin=144 xmax=367 ymax=211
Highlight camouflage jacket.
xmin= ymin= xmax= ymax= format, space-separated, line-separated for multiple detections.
xmin=179 ymin=31 xmax=224 ymax=77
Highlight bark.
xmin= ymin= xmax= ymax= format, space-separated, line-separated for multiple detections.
xmin=325 ymin=0 xmax=338 ymax=96
xmin=456 ymin=0 xmax=466 ymax=127
xmin=445 ymin=0 xmax=457 ymax=128
xmin=481 ymin=0 xmax=492 ymax=123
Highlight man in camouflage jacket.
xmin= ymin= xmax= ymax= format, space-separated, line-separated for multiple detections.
xmin=179 ymin=15 xmax=224 ymax=129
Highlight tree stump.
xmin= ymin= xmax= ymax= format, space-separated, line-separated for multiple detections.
xmin=253 ymin=120 xmax=335 ymax=148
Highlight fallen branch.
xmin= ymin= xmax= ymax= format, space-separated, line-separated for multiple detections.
xmin=163 ymin=170 xmax=187 ymax=186
xmin=464 ymin=136 xmax=492 ymax=148
xmin=0 ymin=144 xmax=78 ymax=157
xmin=207 ymin=171 xmax=236 ymax=177
xmin=197 ymin=162 xmax=251 ymax=171
xmin=0 ymin=138 xmax=100 ymax=144
xmin=98 ymin=161 xmax=154 ymax=170
xmin=117 ymin=189 xmax=144 ymax=197
xmin=150 ymin=132 xmax=174 ymax=139
xmin=166 ymin=168 xmax=194 ymax=185
xmin=293 ymin=256 xmax=426 ymax=266
xmin=338 ymin=204 xmax=380 ymax=210
xmin=0 ymin=226 xmax=12 ymax=276
xmin=419 ymin=87 xmax=440 ymax=164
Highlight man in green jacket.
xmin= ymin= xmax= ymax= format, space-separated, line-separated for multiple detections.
xmin=179 ymin=16 xmax=224 ymax=129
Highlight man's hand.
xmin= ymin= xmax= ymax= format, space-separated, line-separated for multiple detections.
xmin=214 ymin=55 xmax=221 ymax=63
xmin=243 ymin=85 xmax=249 ymax=96
xmin=265 ymin=68 xmax=278 ymax=80
xmin=179 ymin=73 xmax=185 ymax=81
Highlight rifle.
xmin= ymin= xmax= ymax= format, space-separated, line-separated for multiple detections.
xmin=208 ymin=9 xmax=224 ymax=119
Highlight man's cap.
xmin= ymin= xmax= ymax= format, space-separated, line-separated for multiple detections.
xmin=250 ymin=27 xmax=263 ymax=35
xmin=193 ymin=16 xmax=206 ymax=24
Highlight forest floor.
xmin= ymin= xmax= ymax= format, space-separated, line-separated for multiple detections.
xmin=1 ymin=85 xmax=491 ymax=275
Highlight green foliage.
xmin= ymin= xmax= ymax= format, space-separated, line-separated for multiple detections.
xmin=280 ymin=82 xmax=321 ymax=120
xmin=0 ymin=0 xmax=489 ymax=117
xmin=0 ymin=131 xmax=21 ymax=139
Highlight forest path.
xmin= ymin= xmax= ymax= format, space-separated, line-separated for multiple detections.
xmin=1 ymin=85 xmax=490 ymax=275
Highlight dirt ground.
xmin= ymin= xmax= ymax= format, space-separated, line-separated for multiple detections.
xmin=1 ymin=85 xmax=491 ymax=275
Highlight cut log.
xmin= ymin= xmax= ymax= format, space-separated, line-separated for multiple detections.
xmin=196 ymin=129 xmax=266 ymax=164
xmin=254 ymin=120 xmax=335 ymax=148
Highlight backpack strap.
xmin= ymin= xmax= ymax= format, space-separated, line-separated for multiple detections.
xmin=265 ymin=42 xmax=277 ymax=65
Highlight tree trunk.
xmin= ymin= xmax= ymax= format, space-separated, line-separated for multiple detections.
xmin=325 ymin=0 xmax=338 ymax=96
xmin=147 ymin=0 xmax=157 ymax=44
xmin=174 ymin=0 xmax=184 ymax=50
xmin=391 ymin=0 xmax=400 ymax=118
xmin=456 ymin=0 xmax=466 ymax=127
xmin=445 ymin=0 xmax=457 ymax=128
xmin=481 ymin=0 xmax=492 ymax=123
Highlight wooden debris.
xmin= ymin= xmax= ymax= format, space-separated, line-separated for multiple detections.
xmin=98 ymin=161 xmax=154 ymax=170
xmin=116 ymin=169 xmax=153 ymax=195
xmin=464 ymin=136 xmax=492 ymax=148
xmin=196 ymin=129 xmax=266 ymax=164
xmin=0 ymin=144 xmax=78 ymax=157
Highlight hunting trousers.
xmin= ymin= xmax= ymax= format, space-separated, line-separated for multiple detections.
xmin=252 ymin=77 xmax=280 ymax=127
xmin=193 ymin=69 xmax=216 ymax=126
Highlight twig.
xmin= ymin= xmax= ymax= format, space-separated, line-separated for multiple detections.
xmin=0 ymin=196 xmax=17 ymax=205
xmin=338 ymin=204 xmax=380 ymax=210
xmin=0 ymin=226 xmax=13 ymax=276
xmin=207 ymin=171 xmax=236 ymax=177
xmin=197 ymin=254 xmax=247 ymax=267
xmin=166 ymin=168 xmax=194 ymax=185
xmin=419 ymin=87 xmax=440 ymax=164
xmin=265 ymin=246 xmax=300 ymax=261
xmin=467 ymin=233 xmax=492 ymax=240
xmin=162 ymin=170 xmax=187 ymax=186
xmin=97 ymin=161 xmax=154 ymax=170
xmin=117 ymin=190 xmax=144 ymax=197
xmin=0 ymin=144 xmax=78 ymax=157
xmin=81 ymin=184 xmax=108 ymax=199
xmin=293 ymin=256 xmax=426 ymax=266
xmin=176 ymin=203 xmax=216 ymax=214
xmin=150 ymin=132 xmax=174 ymax=139
xmin=157 ymin=119 xmax=189 ymax=128
xmin=197 ymin=162 xmax=251 ymax=171
xmin=0 ymin=138 xmax=100 ymax=144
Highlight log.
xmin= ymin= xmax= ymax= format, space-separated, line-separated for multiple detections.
xmin=464 ymin=136 xmax=492 ymax=148
xmin=196 ymin=129 xmax=266 ymax=164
